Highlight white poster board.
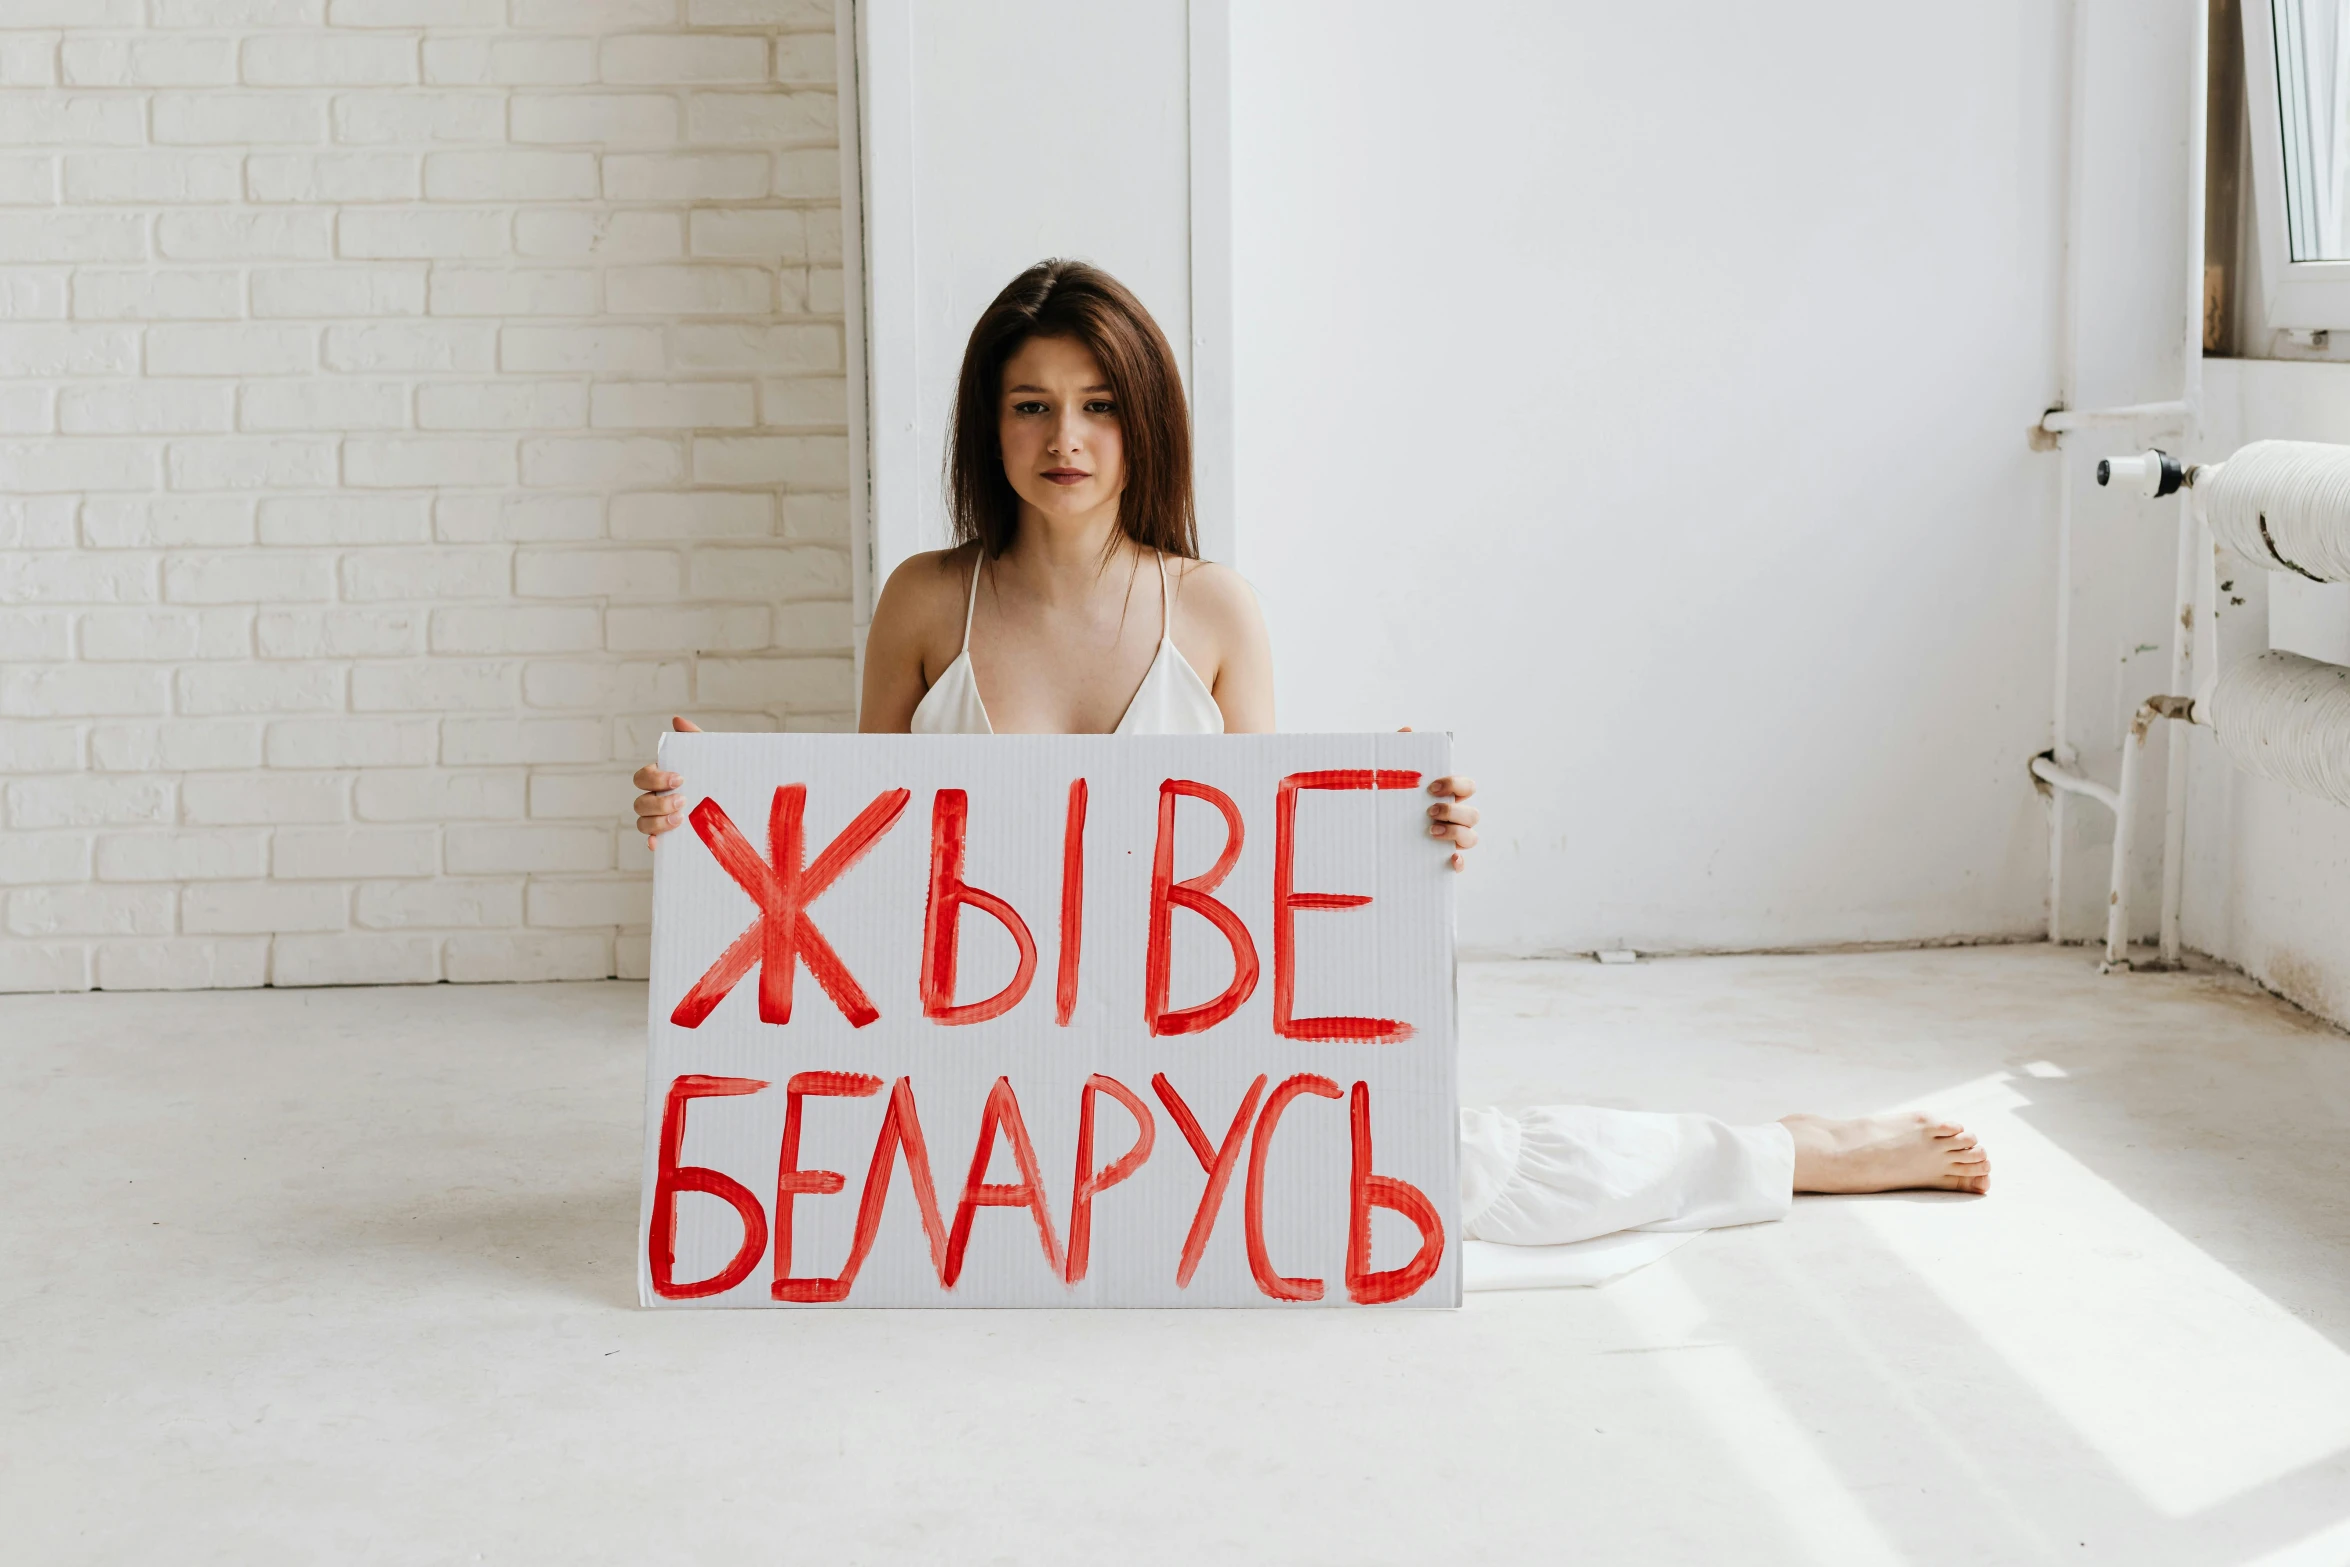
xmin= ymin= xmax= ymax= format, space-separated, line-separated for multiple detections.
xmin=637 ymin=733 xmax=1458 ymax=1308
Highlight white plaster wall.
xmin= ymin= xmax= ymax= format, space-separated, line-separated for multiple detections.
xmin=1229 ymin=1 xmax=2073 ymax=956
xmin=858 ymin=0 xmax=1193 ymax=589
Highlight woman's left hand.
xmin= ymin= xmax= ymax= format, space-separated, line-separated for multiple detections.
xmin=1427 ymin=775 xmax=1479 ymax=871
xmin=1397 ymin=730 xmax=1478 ymax=871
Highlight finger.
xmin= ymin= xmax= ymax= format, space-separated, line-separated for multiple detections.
xmin=1429 ymin=826 xmax=1479 ymax=850
xmin=633 ymin=767 xmax=681 ymax=793
xmin=673 ymin=715 xmax=703 ymax=733
xmin=1396 ymin=726 xmax=1412 ymax=732
xmin=1428 ymin=775 xmax=1477 ymax=801
xmin=1426 ymin=803 xmax=1480 ymax=827
xmin=1449 ymin=850 xmax=1467 ymax=872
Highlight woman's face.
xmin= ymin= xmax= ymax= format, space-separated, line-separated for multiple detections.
xmin=998 ymin=334 xmax=1125 ymax=526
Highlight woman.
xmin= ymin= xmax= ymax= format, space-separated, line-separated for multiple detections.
xmin=631 ymin=260 xmax=1989 ymax=1253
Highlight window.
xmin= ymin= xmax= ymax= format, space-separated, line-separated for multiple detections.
xmin=2247 ymin=0 xmax=2350 ymax=323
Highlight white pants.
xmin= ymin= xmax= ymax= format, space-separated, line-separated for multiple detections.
xmin=1458 ymin=1105 xmax=1795 ymax=1247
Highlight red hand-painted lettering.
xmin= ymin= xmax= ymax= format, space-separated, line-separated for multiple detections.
xmin=670 ymin=785 xmax=911 ymax=1030
xmin=1145 ymin=779 xmax=1260 ymax=1035
xmin=1272 ymin=770 xmax=1422 ymax=1042
xmin=1055 ymin=778 xmax=1086 ymax=1027
xmin=648 ymin=1073 xmax=769 ymax=1301
xmin=1064 ymin=1073 xmax=1155 ymax=1285
xmin=800 ymin=1075 xmax=952 ymax=1300
xmin=771 ymin=1070 xmax=884 ymax=1303
xmin=1243 ymin=1072 xmax=1345 ymax=1302
xmin=921 ymin=788 xmax=1039 ymax=1025
xmin=1151 ymin=1071 xmax=1269 ymax=1288
xmin=1344 ymin=1080 xmax=1445 ymax=1304
xmin=944 ymin=1076 xmax=1063 ymax=1285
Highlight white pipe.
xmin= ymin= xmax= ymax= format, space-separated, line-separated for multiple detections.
xmin=2040 ymin=399 xmax=2192 ymax=433
xmin=2031 ymin=754 xmax=2120 ymax=812
xmin=2097 ymin=696 xmax=2197 ymax=971
xmin=2035 ymin=694 xmax=2195 ymax=973
xmin=2104 ymin=706 xmax=2149 ymax=969
xmin=2156 ymin=0 xmax=2210 ymax=970
xmin=2045 ymin=0 xmax=2091 ymax=945
xmin=2157 ymin=500 xmax=2199 ymax=965
xmin=2047 ymin=459 xmax=2075 ymax=943
xmin=2056 ymin=0 xmax=2087 ymax=417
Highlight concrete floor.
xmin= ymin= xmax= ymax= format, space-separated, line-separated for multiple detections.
xmin=5 ymin=946 xmax=2349 ymax=1566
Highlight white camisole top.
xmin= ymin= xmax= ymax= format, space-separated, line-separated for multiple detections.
xmin=909 ymin=550 xmax=1223 ymax=736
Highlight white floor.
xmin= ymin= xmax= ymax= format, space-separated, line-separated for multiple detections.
xmin=6 ymin=946 xmax=2350 ymax=1566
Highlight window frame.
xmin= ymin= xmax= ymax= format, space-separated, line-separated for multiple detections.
xmin=2243 ymin=0 xmax=2350 ymax=328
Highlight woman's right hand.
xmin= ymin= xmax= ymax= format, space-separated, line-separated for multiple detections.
xmin=631 ymin=716 xmax=702 ymax=847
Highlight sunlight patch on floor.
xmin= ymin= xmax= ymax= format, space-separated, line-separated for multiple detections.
xmin=1858 ymin=1072 xmax=2350 ymax=1518
xmin=1606 ymin=1265 xmax=1910 ymax=1565
xmin=2240 ymin=1511 xmax=2350 ymax=1567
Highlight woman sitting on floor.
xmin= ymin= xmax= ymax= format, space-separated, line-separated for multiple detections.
xmin=629 ymin=259 xmax=1988 ymax=1251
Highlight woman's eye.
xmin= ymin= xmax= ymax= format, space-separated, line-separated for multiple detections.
xmin=1085 ymin=400 xmax=1116 ymax=415
xmin=1012 ymin=401 xmax=1047 ymax=415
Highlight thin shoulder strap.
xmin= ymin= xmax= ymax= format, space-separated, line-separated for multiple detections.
xmin=960 ymin=550 xmax=982 ymax=654
xmin=1154 ymin=550 xmax=1172 ymax=649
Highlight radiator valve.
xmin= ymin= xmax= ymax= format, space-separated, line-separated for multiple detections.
xmin=2097 ymin=449 xmax=2188 ymax=498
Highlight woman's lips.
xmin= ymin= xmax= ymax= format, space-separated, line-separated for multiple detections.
xmin=1043 ymin=469 xmax=1090 ymax=485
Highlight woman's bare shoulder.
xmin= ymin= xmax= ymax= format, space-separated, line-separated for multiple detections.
xmin=867 ymin=545 xmax=978 ymax=675
xmin=879 ymin=544 xmax=977 ymax=605
xmin=1170 ymin=558 xmax=1266 ymax=635
xmin=1170 ymin=557 xmax=1274 ymax=725
xmin=874 ymin=544 xmax=977 ymax=626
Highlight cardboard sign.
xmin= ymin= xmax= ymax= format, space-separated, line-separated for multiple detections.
xmin=637 ymin=732 xmax=1459 ymax=1308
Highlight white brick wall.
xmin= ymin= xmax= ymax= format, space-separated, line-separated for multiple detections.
xmin=0 ymin=0 xmax=852 ymax=993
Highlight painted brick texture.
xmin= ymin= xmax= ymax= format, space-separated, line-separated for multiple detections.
xmin=0 ymin=0 xmax=850 ymax=993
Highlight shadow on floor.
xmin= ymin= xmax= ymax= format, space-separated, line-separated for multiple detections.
xmin=287 ymin=1183 xmax=645 ymax=1311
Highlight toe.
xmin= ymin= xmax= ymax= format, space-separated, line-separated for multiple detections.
xmin=1932 ymin=1121 xmax=1966 ymax=1138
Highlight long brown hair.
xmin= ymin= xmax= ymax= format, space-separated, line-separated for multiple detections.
xmin=946 ymin=259 xmax=1196 ymax=559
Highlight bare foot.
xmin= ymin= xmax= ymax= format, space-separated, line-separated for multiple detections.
xmin=1780 ymin=1112 xmax=1990 ymax=1196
